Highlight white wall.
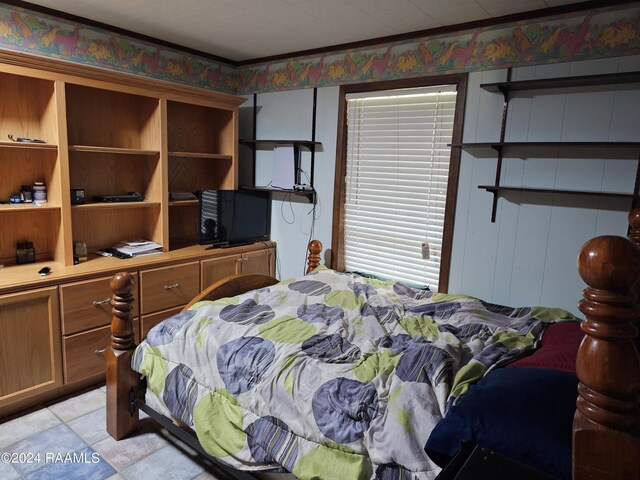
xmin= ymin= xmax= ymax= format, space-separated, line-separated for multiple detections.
xmin=246 ymin=87 xmax=339 ymax=280
xmin=244 ymin=55 xmax=640 ymax=315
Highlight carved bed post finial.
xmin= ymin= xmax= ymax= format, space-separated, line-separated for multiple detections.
xmin=628 ymin=207 xmax=640 ymax=246
xmin=574 ymin=235 xmax=640 ymax=479
xmin=307 ymin=240 xmax=323 ymax=274
xmin=106 ymin=272 xmax=139 ymax=440
xmin=110 ymin=272 xmax=135 ymax=350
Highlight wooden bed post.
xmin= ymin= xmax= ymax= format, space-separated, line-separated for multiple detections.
xmin=106 ymin=272 xmax=139 ymax=440
xmin=574 ymin=236 xmax=640 ymax=480
xmin=307 ymin=240 xmax=322 ymax=273
xmin=627 ymin=207 xmax=640 ymax=349
xmin=627 ymin=207 xmax=640 ymax=246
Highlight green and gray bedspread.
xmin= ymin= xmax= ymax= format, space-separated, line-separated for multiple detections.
xmin=132 ymin=266 xmax=576 ymax=479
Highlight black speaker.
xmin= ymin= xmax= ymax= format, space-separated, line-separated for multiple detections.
xmin=70 ymin=188 xmax=85 ymax=204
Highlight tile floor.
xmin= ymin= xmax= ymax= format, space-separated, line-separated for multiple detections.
xmin=0 ymin=386 xmax=224 ymax=480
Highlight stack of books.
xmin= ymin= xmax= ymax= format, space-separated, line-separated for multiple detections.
xmin=112 ymin=240 xmax=163 ymax=258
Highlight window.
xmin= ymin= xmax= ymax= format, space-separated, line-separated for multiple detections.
xmin=332 ymin=76 xmax=467 ymax=292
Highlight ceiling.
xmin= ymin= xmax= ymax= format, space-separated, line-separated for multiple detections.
xmin=24 ymin=0 xmax=593 ymax=62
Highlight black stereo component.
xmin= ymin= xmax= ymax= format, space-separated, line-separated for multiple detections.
xmin=93 ymin=192 xmax=144 ymax=203
xmin=70 ymin=188 xmax=85 ymax=204
xmin=16 ymin=242 xmax=36 ymax=264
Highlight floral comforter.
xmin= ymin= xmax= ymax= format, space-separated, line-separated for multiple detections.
xmin=132 ymin=267 xmax=575 ymax=479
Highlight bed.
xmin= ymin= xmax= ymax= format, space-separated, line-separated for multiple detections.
xmin=105 ymin=222 xmax=640 ymax=479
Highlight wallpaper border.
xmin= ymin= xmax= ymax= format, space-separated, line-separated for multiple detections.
xmin=0 ymin=2 xmax=637 ymax=95
xmin=236 ymin=3 xmax=640 ymax=93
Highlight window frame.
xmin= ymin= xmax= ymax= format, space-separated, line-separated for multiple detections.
xmin=331 ymin=74 xmax=467 ymax=293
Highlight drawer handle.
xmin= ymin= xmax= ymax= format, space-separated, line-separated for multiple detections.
xmin=95 ymin=348 xmax=107 ymax=355
xmin=164 ymin=283 xmax=180 ymax=289
xmin=93 ymin=298 xmax=111 ymax=306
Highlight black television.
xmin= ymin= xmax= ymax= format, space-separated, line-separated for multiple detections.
xmin=199 ymin=189 xmax=271 ymax=247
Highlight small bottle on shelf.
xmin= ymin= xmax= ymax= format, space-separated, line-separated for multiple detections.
xmin=32 ymin=181 xmax=47 ymax=203
xmin=20 ymin=185 xmax=33 ymax=203
xmin=74 ymin=241 xmax=88 ymax=264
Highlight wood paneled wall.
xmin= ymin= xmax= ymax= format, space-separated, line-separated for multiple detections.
xmin=450 ymin=55 xmax=640 ymax=314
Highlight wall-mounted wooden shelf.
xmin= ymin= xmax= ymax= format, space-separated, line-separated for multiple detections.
xmin=240 ymin=139 xmax=320 ymax=194
xmin=479 ymin=185 xmax=640 ymax=199
xmin=240 ymin=185 xmax=316 ymax=203
xmin=239 ymin=139 xmax=320 ymax=151
xmin=452 ymin=141 xmax=640 ymax=152
xmin=468 ymin=68 xmax=640 ymax=222
xmin=239 ymin=140 xmax=320 ymax=202
xmin=240 ymin=90 xmax=321 ymax=204
xmin=480 ymin=71 xmax=640 ymax=96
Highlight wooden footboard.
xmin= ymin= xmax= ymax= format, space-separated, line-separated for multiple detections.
xmin=106 ymin=240 xmax=323 ymax=440
xmin=182 ymin=274 xmax=279 ymax=311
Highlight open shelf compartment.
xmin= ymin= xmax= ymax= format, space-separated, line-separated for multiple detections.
xmin=0 ymin=72 xmax=58 ymax=145
xmin=66 ymin=84 xmax=161 ymax=151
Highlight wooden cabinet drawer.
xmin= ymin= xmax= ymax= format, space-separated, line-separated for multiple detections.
xmin=242 ymin=248 xmax=274 ymax=275
xmin=140 ymin=262 xmax=199 ymax=314
xmin=60 ymin=274 xmax=139 ymax=335
xmin=63 ymin=320 xmax=140 ymax=384
xmin=201 ymin=254 xmax=240 ymax=289
xmin=141 ymin=305 xmax=183 ymax=340
xmin=200 ymin=248 xmax=275 ymax=288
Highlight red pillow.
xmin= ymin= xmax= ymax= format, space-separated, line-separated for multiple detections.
xmin=508 ymin=322 xmax=583 ymax=373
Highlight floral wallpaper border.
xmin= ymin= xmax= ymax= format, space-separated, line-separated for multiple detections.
xmin=237 ymin=3 xmax=640 ymax=94
xmin=0 ymin=3 xmax=239 ymax=93
xmin=0 ymin=2 xmax=637 ymax=95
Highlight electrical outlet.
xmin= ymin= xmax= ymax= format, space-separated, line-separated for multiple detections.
xmin=421 ymin=242 xmax=430 ymax=260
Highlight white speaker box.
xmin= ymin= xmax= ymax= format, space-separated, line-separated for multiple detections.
xmin=272 ymin=145 xmax=295 ymax=189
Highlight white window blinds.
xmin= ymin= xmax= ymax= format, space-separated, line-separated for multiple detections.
xmin=343 ymin=85 xmax=457 ymax=290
